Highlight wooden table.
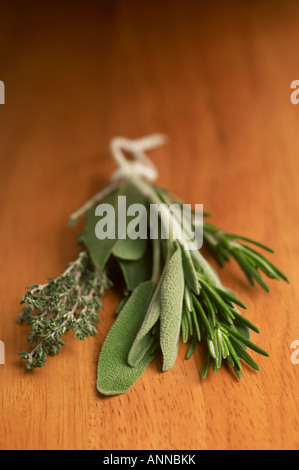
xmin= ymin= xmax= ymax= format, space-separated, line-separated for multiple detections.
xmin=1 ymin=0 xmax=298 ymax=450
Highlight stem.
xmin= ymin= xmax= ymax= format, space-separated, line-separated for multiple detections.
xmin=192 ymin=250 xmax=222 ymax=288
xmin=151 ymin=237 xmax=160 ymax=283
xmin=30 ymin=251 xmax=87 ymax=295
xmin=69 ymin=180 xmax=119 ymax=224
xmin=130 ymin=175 xmax=223 ymax=289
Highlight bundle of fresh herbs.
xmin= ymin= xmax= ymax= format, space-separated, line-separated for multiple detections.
xmin=18 ymin=135 xmax=289 ymax=395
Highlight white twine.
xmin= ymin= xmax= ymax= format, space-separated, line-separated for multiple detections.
xmin=69 ymin=134 xmax=168 ymax=223
xmin=109 ymin=134 xmax=167 ymax=182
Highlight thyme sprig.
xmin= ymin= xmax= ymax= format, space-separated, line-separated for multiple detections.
xmin=18 ymin=250 xmax=110 ymax=369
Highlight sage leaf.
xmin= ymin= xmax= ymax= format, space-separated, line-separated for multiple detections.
xmin=160 ymin=245 xmax=185 ymax=371
xmin=83 ymin=180 xmax=147 ymax=272
xmin=127 ymin=327 xmax=157 ymax=367
xmin=112 ymin=237 xmax=147 ymax=261
xmin=117 ymin=245 xmax=153 ymax=291
xmin=97 ymin=280 xmax=157 ymax=396
xmin=82 ymin=186 xmax=120 ymax=272
xmin=112 ymin=181 xmax=148 ymax=260
xmin=161 ymin=198 xmax=199 ymax=295
xmin=127 ymin=239 xmax=168 ymax=367
xmin=128 ymin=279 xmax=161 ymax=367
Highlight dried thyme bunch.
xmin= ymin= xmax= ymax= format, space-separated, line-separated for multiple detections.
xmin=18 ymin=251 xmax=110 ymax=369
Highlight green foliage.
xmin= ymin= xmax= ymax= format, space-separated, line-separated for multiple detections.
xmin=18 ymin=171 xmax=289 ymax=394
xmin=202 ymin=222 xmax=289 ymax=291
xmin=97 ymin=280 xmax=158 ymax=395
xmin=127 ymin=273 xmax=161 ymax=367
xmin=82 ymin=180 xmax=147 ymax=271
xmin=159 ymin=245 xmax=185 ymax=371
xmin=18 ymin=251 xmax=110 ymax=369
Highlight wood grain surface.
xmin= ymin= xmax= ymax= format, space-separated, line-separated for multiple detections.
xmin=0 ymin=0 xmax=299 ymax=450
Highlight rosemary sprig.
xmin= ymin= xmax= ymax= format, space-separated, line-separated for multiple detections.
xmin=182 ymin=274 xmax=269 ymax=380
xmin=18 ymin=250 xmax=110 ymax=369
xmin=202 ymin=221 xmax=289 ymax=291
xmin=156 ymin=186 xmax=289 ymax=291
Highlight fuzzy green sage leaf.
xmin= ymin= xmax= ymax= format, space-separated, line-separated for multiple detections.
xmin=160 ymin=245 xmax=185 ymax=371
xmin=97 ymin=280 xmax=157 ymax=396
xmin=128 ymin=278 xmax=161 ymax=367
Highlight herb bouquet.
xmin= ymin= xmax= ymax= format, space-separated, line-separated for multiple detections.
xmin=18 ymin=135 xmax=288 ymax=395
